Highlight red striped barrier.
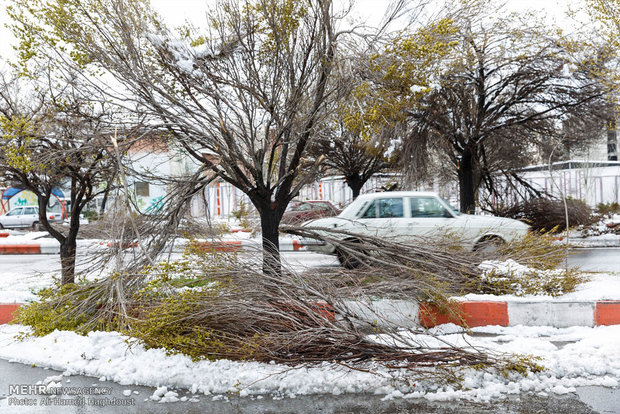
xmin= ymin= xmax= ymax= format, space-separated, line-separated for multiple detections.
xmin=0 ymin=244 xmax=41 ymax=254
xmin=191 ymin=240 xmax=243 ymax=252
xmin=595 ymin=301 xmax=620 ymax=326
xmin=0 ymin=303 xmax=21 ymax=324
xmin=419 ymin=301 xmax=509 ymax=328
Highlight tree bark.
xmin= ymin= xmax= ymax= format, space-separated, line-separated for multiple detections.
xmin=345 ymin=175 xmax=364 ymax=199
xmin=259 ymin=205 xmax=282 ymax=277
xmin=60 ymin=238 xmax=77 ymax=285
xmin=458 ymin=147 xmax=476 ymax=214
xmin=37 ymin=187 xmax=84 ymax=285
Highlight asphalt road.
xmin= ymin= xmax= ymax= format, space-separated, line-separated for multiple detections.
xmin=1 ymin=247 xmax=617 ymax=277
xmin=568 ymin=248 xmax=620 ymax=272
xmin=0 ymin=358 xmax=616 ymax=414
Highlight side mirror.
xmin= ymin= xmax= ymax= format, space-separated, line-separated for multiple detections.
xmin=443 ymin=209 xmax=453 ymax=218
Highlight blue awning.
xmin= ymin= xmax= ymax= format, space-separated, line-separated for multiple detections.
xmin=1 ymin=186 xmax=65 ymax=200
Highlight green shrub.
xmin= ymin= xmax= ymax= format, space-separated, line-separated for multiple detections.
xmin=474 ymin=261 xmax=585 ymax=297
xmin=81 ymin=209 xmax=99 ymax=221
xmin=128 ymin=288 xmax=259 ymax=361
xmin=596 ymin=201 xmax=620 ymax=218
xmin=13 ymin=283 xmax=110 ymax=337
xmin=497 ymin=232 xmax=569 ymax=270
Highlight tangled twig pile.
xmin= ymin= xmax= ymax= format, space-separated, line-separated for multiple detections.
xmin=15 ymin=228 xmax=553 ymax=382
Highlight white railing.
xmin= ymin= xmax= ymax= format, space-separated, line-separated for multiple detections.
xmin=191 ymin=174 xmax=406 ymax=219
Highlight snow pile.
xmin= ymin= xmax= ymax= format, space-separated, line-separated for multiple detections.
xmin=2 ymin=323 xmax=620 ymax=402
xmin=567 ymin=213 xmax=620 ymax=247
xmin=150 ymin=386 xmax=180 ymax=403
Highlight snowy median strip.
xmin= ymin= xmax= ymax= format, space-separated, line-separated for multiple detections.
xmin=1 ymin=323 xmax=620 ymax=403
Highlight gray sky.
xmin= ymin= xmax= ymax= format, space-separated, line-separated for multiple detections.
xmin=0 ymin=0 xmax=585 ymax=67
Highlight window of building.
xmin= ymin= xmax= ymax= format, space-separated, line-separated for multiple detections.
xmin=135 ymin=182 xmax=150 ymax=197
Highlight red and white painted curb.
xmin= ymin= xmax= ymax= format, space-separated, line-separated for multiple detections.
xmin=2 ymin=299 xmax=620 ymax=328
xmin=0 ymin=303 xmax=22 ymax=324
xmin=0 ymin=237 xmax=312 ymax=254
xmin=177 ymin=239 xmax=311 ymax=253
xmin=0 ymin=232 xmax=60 ymax=254
xmin=343 ymin=299 xmax=620 ymax=329
xmin=0 ymin=243 xmax=59 ymax=254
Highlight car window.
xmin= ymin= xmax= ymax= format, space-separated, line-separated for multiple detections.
xmin=378 ymin=198 xmax=404 ymax=218
xmin=410 ymin=197 xmax=447 ymax=218
xmin=360 ymin=201 xmax=377 ymax=218
xmin=6 ymin=208 xmax=23 ymax=216
xmin=351 ymin=200 xmax=370 ymax=217
xmin=361 ymin=198 xmax=404 ymax=219
xmin=24 ymin=207 xmax=37 ymax=215
xmin=440 ymin=196 xmax=460 ymax=215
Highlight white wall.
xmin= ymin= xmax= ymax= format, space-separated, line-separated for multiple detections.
xmin=190 ymin=174 xmax=450 ymax=219
xmin=488 ymin=163 xmax=620 ymax=207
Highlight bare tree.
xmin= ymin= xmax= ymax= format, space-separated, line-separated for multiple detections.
xmin=7 ymin=0 xmax=374 ymax=275
xmin=0 ymin=73 xmax=127 ymax=284
xmin=312 ymin=121 xmax=398 ymax=199
xmin=400 ymin=5 xmax=612 ymax=213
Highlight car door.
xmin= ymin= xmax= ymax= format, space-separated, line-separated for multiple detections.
xmin=21 ymin=207 xmax=38 ymax=227
xmin=354 ymin=197 xmax=405 ymax=242
xmin=404 ymin=196 xmax=456 ymax=243
xmin=2 ymin=208 xmax=24 ymax=228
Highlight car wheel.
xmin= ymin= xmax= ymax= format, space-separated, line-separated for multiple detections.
xmin=32 ymin=221 xmax=40 ymax=230
xmin=336 ymin=239 xmax=367 ymax=269
xmin=474 ymin=236 xmax=505 ymax=254
xmin=0 ymin=223 xmax=4 ymax=230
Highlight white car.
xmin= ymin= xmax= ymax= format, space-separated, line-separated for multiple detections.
xmin=303 ymin=191 xmax=530 ymax=267
xmin=0 ymin=206 xmax=63 ymax=229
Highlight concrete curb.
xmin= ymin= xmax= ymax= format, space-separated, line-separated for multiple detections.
xmin=0 ymin=239 xmax=313 ymax=255
xmin=342 ymin=300 xmax=620 ymax=329
xmin=0 ymin=243 xmax=60 ymax=254
xmin=3 ymin=300 xmax=620 ymax=328
xmin=420 ymin=300 xmax=620 ymax=328
xmin=172 ymin=239 xmax=312 ymax=253
xmin=0 ymin=303 xmax=21 ymax=324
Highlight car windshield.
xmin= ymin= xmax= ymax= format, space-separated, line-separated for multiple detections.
xmin=440 ymin=197 xmax=460 ymax=215
xmin=288 ymin=202 xmax=311 ymax=212
xmin=339 ymin=198 xmax=368 ymax=218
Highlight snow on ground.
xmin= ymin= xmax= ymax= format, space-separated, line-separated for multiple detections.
xmin=0 ymin=235 xmax=339 ymax=303
xmin=566 ymin=214 xmax=620 ymax=247
xmin=0 ymin=323 xmax=619 ymax=402
xmin=0 ymin=240 xmax=109 ymax=303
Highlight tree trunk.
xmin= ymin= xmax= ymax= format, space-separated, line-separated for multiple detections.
xmin=345 ymin=175 xmax=364 ymax=199
xmin=60 ymin=238 xmax=77 ymax=285
xmin=258 ymin=204 xmax=282 ymax=277
xmin=458 ymin=147 xmax=476 ymax=214
xmin=99 ymin=186 xmax=110 ymax=218
xmin=99 ymin=171 xmax=117 ymax=218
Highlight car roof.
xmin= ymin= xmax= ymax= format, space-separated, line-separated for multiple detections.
xmin=355 ymin=191 xmax=440 ymax=200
